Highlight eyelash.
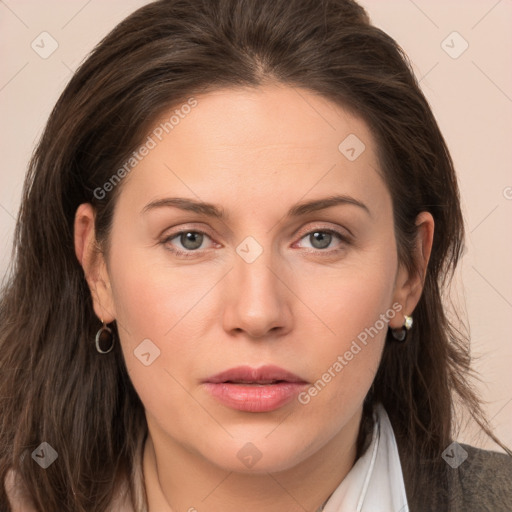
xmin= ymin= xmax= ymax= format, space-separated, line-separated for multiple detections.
xmin=161 ymin=226 xmax=352 ymax=259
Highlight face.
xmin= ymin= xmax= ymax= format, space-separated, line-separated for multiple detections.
xmin=78 ymin=83 xmax=428 ymax=474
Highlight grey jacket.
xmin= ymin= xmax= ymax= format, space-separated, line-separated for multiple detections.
xmin=405 ymin=444 xmax=512 ymax=511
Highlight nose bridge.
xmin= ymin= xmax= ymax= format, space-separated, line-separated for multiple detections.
xmin=223 ymin=236 xmax=291 ymax=338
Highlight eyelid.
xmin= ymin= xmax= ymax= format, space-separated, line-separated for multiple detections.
xmin=293 ymin=222 xmax=353 ymax=243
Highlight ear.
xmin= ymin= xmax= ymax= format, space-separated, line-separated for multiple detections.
xmin=74 ymin=203 xmax=116 ymax=323
xmin=389 ymin=211 xmax=434 ymax=328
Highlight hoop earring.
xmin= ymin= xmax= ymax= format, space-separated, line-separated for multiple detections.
xmin=390 ymin=314 xmax=413 ymax=342
xmin=95 ymin=319 xmax=115 ymax=354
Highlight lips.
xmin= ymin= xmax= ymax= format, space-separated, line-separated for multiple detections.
xmin=204 ymin=365 xmax=307 ymax=385
xmin=202 ymin=365 xmax=308 ymax=412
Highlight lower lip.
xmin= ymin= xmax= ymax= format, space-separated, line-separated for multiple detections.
xmin=203 ymin=382 xmax=307 ymax=412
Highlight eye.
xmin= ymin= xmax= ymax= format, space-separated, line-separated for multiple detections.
xmin=161 ymin=226 xmax=351 ymax=258
xmin=294 ymin=228 xmax=350 ymax=253
xmin=162 ymin=230 xmax=215 ymax=257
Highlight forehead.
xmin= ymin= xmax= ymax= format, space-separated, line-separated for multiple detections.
xmin=116 ymin=84 xmax=388 ymax=216
xmin=152 ymin=84 xmax=375 ymax=163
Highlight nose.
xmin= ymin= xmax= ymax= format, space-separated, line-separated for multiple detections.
xmin=222 ymin=248 xmax=293 ymax=340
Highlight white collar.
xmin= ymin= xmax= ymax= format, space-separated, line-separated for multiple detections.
xmin=322 ymin=403 xmax=409 ymax=512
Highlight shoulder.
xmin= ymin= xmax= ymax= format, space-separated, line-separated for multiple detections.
xmin=4 ymin=468 xmax=137 ymax=512
xmin=404 ymin=443 xmax=512 ymax=511
xmin=4 ymin=468 xmax=38 ymax=512
xmin=454 ymin=443 xmax=512 ymax=508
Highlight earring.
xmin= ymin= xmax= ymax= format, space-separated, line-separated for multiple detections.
xmin=390 ymin=314 xmax=413 ymax=342
xmin=95 ymin=319 xmax=115 ymax=354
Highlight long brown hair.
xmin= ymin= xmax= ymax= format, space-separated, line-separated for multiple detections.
xmin=1 ymin=0 xmax=509 ymax=510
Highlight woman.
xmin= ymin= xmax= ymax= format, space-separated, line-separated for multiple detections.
xmin=1 ymin=0 xmax=511 ymax=510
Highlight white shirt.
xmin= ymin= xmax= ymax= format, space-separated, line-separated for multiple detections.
xmin=323 ymin=403 xmax=410 ymax=512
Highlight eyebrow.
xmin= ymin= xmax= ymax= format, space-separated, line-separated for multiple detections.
xmin=141 ymin=194 xmax=371 ymax=219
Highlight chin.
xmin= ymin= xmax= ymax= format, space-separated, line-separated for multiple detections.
xmin=200 ymin=432 xmax=319 ymax=474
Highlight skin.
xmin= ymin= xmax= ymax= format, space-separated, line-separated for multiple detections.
xmin=75 ymin=83 xmax=434 ymax=512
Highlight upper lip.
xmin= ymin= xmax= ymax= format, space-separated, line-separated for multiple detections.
xmin=203 ymin=365 xmax=307 ymax=384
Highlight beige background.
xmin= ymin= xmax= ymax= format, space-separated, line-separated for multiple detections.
xmin=1 ymin=1 xmax=511 ymax=451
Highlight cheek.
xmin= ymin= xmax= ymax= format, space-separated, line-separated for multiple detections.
xmin=106 ymin=244 xmax=197 ymax=389
xmin=108 ymin=238 xmax=218 ymax=341
xmin=296 ymin=251 xmax=397 ymax=405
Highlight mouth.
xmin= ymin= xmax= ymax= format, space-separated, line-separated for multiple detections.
xmin=202 ymin=365 xmax=308 ymax=412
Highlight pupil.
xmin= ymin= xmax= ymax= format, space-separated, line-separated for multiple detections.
xmin=311 ymin=231 xmax=331 ymax=249
xmin=182 ymin=232 xmax=203 ymax=250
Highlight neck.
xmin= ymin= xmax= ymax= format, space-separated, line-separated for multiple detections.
xmin=142 ymin=408 xmax=363 ymax=512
